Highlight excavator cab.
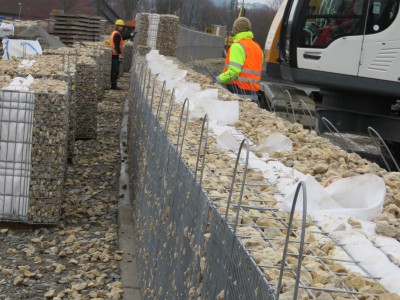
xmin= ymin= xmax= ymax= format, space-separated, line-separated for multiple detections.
xmin=265 ymin=0 xmax=400 ymax=143
xmin=277 ymin=0 xmax=400 ymax=91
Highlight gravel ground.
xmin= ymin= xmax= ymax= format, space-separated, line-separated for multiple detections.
xmin=0 ymin=75 xmax=130 ymax=300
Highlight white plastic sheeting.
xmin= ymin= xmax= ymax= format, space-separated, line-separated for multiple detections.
xmin=2 ymin=38 xmax=43 ymax=60
xmin=0 ymin=76 xmax=35 ymax=219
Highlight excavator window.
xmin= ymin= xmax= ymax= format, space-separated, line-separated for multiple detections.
xmin=365 ymin=0 xmax=399 ymax=34
xmin=300 ymin=0 xmax=364 ymax=48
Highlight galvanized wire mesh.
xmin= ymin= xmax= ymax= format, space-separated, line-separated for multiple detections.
xmin=128 ymin=52 xmax=280 ymax=299
xmin=202 ymin=208 xmax=276 ymax=300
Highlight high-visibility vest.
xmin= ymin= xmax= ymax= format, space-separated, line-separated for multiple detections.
xmin=110 ymin=30 xmax=124 ymax=56
xmin=224 ymin=38 xmax=263 ymax=91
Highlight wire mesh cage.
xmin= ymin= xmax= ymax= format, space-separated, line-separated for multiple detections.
xmin=45 ymin=45 xmax=99 ymax=140
xmin=137 ymin=13 xmax=179 ymax=56
xmin=0 ymin=52 xmax=77 ymax=164
xmin=72 ymin=41 xmax=109 ymax=102
xmin=0 ymin=88 xmax=69 ymax=224
xmin=74 ymin=58 xmax=98 ymax=140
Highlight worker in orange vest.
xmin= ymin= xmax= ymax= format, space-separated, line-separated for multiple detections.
xmin=110 ymin=19 xmax=125 ymax=90
xmin=216 ymin=17 xmax=263 ymax=100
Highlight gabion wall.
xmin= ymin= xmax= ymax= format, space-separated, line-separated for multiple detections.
xmin=127 ymin=55 xmax=276 ymax=299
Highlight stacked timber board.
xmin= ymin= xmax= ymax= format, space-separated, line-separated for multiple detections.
xmin=54 ymin=14 xmax=105 ymax=46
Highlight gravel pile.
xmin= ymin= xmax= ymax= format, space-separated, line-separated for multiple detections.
xmin=0 ymin=75 xmax=129 ymax=299
xmin=16 ymin=26 xmax=66 ymax=49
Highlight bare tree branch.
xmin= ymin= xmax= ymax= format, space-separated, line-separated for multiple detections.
xmin=122 ymin=0 xmax=138 ymax=19
xmin=62 ymin=0 xmax=77 ymax=12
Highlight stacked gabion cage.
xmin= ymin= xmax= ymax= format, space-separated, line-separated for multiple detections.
xmin=137 ymin=13 xmax=179 ymax=57
xmin=0 ymin=76 xmax=69 ymax=224
xmin=1 ymin=54 xmax=76 ymax=163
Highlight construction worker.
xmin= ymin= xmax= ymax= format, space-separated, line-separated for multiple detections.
xmin=110 ymin=19 xmax=125 ymax=90
xmin=216 ymin=17 xmax=263 ymax=100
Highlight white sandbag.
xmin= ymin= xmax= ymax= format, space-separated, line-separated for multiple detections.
xmin=2 ymin=38 xmax=43 ymax=60
xmin=253 ymin=132 xmax=293 ymax=153
xmin=283 ymin=173 xmax=385 ymax=220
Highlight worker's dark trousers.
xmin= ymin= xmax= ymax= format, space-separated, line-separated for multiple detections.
xmin=111 ymin=56 xmax=120 ymax=89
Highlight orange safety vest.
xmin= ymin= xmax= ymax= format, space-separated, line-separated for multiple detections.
xmin=110 ymin=30 xmax=124 ymax=56
xmin=224 ymin=38 xmax=263 ymax=91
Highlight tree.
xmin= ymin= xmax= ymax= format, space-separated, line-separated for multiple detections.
xmin=122 ymin=0 xmax=138 ymax=19
xmin=154 ymin=0 xmax=183 ymax=14
xmin=62 ymin=0 xmax=77 ymax=12
xmin=179 ymin=0 xmax=216 ymax=29
xmin=246 ymin=6 xmax=277 ymax=47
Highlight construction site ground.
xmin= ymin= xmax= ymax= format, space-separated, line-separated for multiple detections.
xmin=0 ymin=56 xmax=397 ymax=300
xmin=0 ymin=74 xmax=139 ymax=300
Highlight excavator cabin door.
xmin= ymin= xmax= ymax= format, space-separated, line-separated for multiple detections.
xmin=287 ymin=0 xmax=366 ymax=76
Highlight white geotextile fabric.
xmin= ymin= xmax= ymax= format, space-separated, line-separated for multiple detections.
xmin=146 ymin=50 xmax=239 ymax=124
xmin=253 ymin=132 xmax=293 ymax=152
xmin=313 ymin=216 xmax=400 ymax=294
xmin=0 ymin=76 xmax=35 ymax=218
xmin=283 ymin=173 xmax=385 ymax=221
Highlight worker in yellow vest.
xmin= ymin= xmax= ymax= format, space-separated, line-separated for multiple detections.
xmin=110 ymin=19 xmax=125 ymax=90
xmin=216 ymin=17 xmax=263 ymax=99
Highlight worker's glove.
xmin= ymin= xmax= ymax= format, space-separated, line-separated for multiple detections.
xmin=205 ymin=77 xmax=216 ymax=85
xmin=118 ymin=54 xmax=124 ymax=62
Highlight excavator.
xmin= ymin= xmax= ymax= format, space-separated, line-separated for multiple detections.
xmin=264 ymin=0 xmax=400 ymax=147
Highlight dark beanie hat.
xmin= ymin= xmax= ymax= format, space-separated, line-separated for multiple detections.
xmin=232 ymin=17 xmax=251 ymax=35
